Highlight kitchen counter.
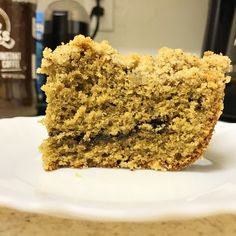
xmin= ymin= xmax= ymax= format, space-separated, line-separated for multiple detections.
xmin=1 ymin=207 xmax=236 ymax=236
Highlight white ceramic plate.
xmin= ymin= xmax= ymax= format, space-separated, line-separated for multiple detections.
xmin=0 ymin=117 xmax=236 ymax=222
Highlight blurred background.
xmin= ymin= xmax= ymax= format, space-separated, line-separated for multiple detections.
xmin=38 ymin=0 xmax=208 ymax=55
xmin=0 ymin=0 xmax=235 ymax=121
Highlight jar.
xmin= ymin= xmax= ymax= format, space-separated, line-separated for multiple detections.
xmin=0 ymin=0 xmax=37 ymax=118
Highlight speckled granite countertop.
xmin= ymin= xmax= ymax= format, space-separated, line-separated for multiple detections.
xmin=0 ymin=207 xmax=236 ymax=236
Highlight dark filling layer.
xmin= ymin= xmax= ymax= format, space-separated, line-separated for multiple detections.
xmin=73 ymin=117 xmax=169 ymax=144
xmin=48 ymin=117 xmax=170 ymax=142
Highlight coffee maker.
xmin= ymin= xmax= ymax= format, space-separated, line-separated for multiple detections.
xmin=202 ymin=0 xmax=236 ymax=122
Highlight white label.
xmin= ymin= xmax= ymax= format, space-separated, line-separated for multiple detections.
xmin=0 ymin=52 xmax=22 ymax=73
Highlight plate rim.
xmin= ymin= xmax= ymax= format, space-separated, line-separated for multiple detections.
xmin=0 ymin=117 xmax=236 ymax=222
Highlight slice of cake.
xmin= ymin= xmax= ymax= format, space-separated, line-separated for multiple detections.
xmin=38 ymin=35 xmax=231 ymax=171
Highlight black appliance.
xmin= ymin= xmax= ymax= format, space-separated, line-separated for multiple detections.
xmin=44 ymin=0 xmax=90 ymax=50
xmin=202 ymin=0 xmax=236 ymax=122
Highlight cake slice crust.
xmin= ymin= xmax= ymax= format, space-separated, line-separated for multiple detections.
xmin=38 ymin=35 xmax=231 ymax=171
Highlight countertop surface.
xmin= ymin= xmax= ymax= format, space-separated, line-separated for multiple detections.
xmin=0 ymin=207 xmax=236 ymax=236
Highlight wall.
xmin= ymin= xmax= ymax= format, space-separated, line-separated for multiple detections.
xmin=38 ymin=0 xmax=209 ymax=55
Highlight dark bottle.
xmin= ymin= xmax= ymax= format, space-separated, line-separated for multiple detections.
xmin=0 ymin=0 xmax=37 ymax=118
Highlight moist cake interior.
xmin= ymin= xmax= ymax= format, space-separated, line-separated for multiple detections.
xmin=38 ymin=35 xmax=231 ymax=171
